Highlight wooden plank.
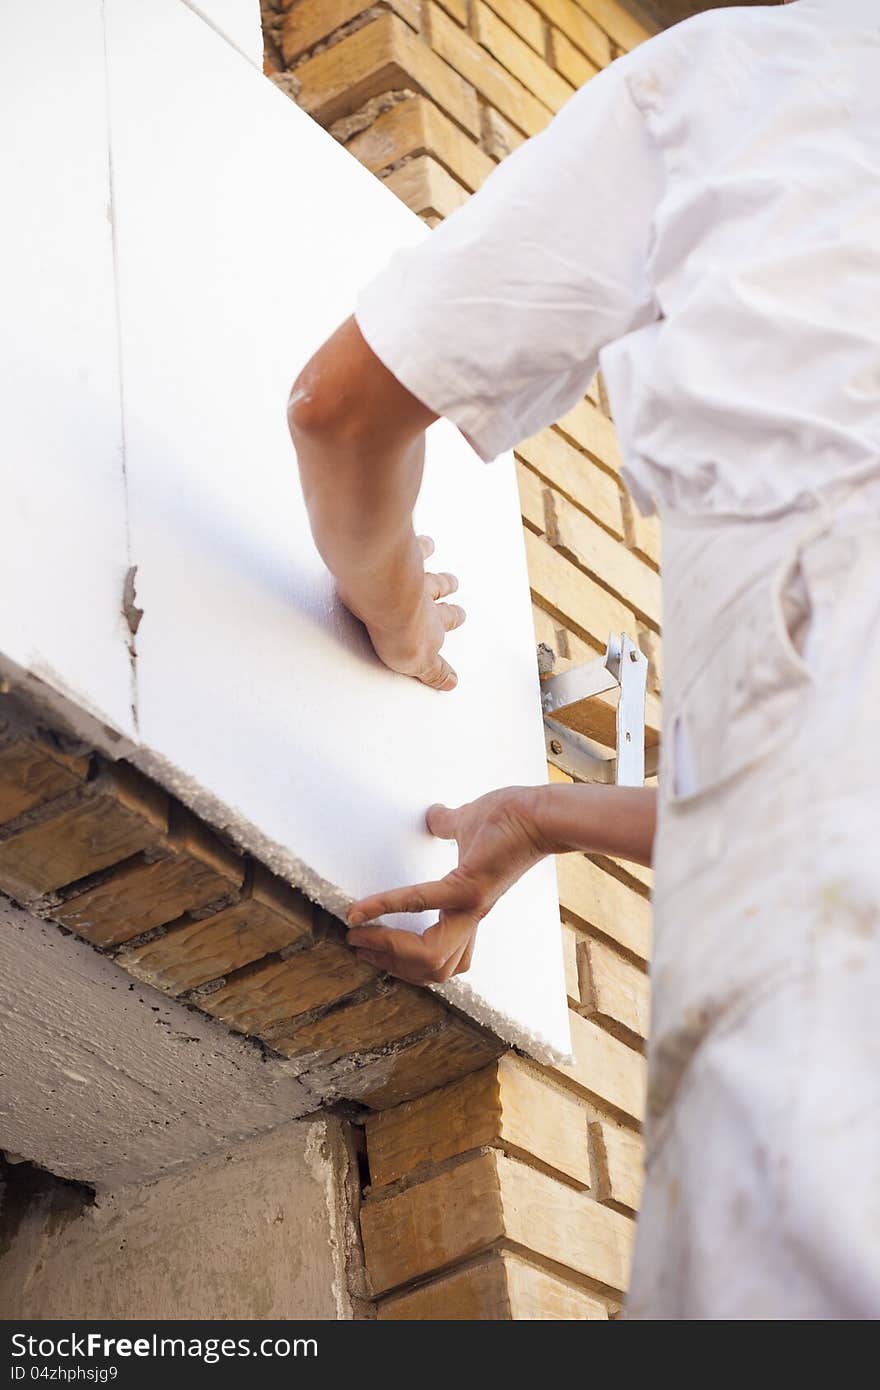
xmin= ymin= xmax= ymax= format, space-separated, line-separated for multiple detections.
xmin=329 ymin=1016 xmax=504 ymax=1109
xmin=531 ymin=604 xmax=661 ymax=748
xmin=556 ymin=399 xmax=624 ymax=476
xmin=556 ymin=852 xmax=652 ymax=963
xmin=0 ymin=762 xmax=167 ymax=902
xmin=366 ymin=1053 xmax=590 ymax=1188
xmin=269 ymin=981 xmax=445 ymax=1062
xmin=383 ymin=154 xmax=470 ymax=218
xmin=578 ymin=936 xmax=650 ymax=1046
xmin=296 ymin=14 xmax=481 ymax=135
xmin=591 ymin=1119 xmax=644 ymax=1214
xmin=199 ymin=936 xmax=377 ymax=1035
xmin=346 ymin=95 xmax=494 ymax=190
xmin=529 ymin=0 xmax=612 ymax=67
xmin=379 ymin=1249 xmax=608 ymax=1319
xmin=472 ymin=2 xmax=575 ymax=113
xmin=553 ymin=1008 xmax=646 ymax=1123
xmin=516 ymin=427 xmax=624 ymax=538
xmin=116 ymin=863 xmax=314 ymax=993
xmin=525 ymin=528 xmax=635 ymax=652
xmin=50 ymin=806 xmax=243 ymax=947
xmin=361 ymin=1149 xmax=633 ymax=1295
xmin=425 ymin=2 xmax=553 ymax=136
xmin=549 ymin=26 xmax=599 ymax=87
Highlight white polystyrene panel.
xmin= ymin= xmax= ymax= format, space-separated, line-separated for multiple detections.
xmin=179 ymin=0 xmax=264 ymax=66
xmin=105 ymin=0 xmax=570 ymax=1061
xmin=0 ymin=1 xmax=134 ymax=737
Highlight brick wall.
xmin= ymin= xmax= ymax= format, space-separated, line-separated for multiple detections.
xmin=262 ymin=0 xmax=662 ymax=1317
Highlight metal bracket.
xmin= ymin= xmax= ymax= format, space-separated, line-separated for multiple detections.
xmin=541 ymin=633 xmax=648 ymax=787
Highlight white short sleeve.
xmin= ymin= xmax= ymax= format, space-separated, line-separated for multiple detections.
xmin=355 ymin=60 xmax=664 ymax=461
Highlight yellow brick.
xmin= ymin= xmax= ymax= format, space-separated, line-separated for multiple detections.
xmin=425 ymin=2 xmax=552 ymax=136
xmin=556 ymin=397 xmax=624 ymax=476
xmin=525 ymin=528 xmax=636 ymax=653
xmin=116 ymin=863 xmax=313 ymax=993
xmin=361 ymin=1149 xmax=633 ymax=1295
xmin=379 ymin=1249 xmax=609 ymax=1318
xmin=333 ymin=1016 xmax=504 ymax=1109
xmin=530 ymin=0 xmax=612 ymax=67
xmin=268 ymin=980 xmax=445 ymax=1062
xmin=435 ymin=0 xmax=468 ymax=22
xmin=553 ymin=1009 xmax=646 ymax=1123
xmin=578 ymin=936 xmax=650 ymax=1046
xmin=383 ymin=153 xmax=470 ymax=218
xmin=0 ymin=762 xmax=167 ymax=903
xmin=366 ymin=1053 xmax=591 ymax=1189
xmin=200 ymin=936 xmax=376 ymax=1036
xmin=544 ymin=484 xmax=662 ymax=630
xmin=622 ymin=490 xmax=662 ymax=569
xmin=556 ymin=852 xmax=651 ymax=963
xmin=51 ymin=806 xmax=243 ymax=948
xmin=579 ymin=0 xmax=653 ymax=52
xmin=480 ymin=0 xmax=546 ymax=56
xmin=347 ymin=95 xmax=494 ymax=190
xmin=296 ymin=14 xmax=480 ymax=136
xmin=517 ymin=428 xmax=624 ymax=537
xmin=0 ymin=709 xmax=89 ymax=824
xmin=280 ymin=0 xmax=411 ymax=65
xmin=481 ymin=103 xmax=526 ymax=158
xmin=591 ymin=1119 xmax=644 ymax=1213
xmin=472 ymin=2 xmax=575 ymax=113
xmin=549 ymin=25 xmax=599 ymax=86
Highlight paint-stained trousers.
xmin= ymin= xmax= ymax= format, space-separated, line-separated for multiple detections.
xmin=626 ymin=478 xmax=880 ymax=1319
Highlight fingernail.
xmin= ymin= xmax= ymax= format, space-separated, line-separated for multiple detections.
xmin=347 ymin=909 xmax=364 ymax=926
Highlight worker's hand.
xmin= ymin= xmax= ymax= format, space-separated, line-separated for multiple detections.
xmin=341 ymin=536 xmax=466 ymax=693
xmin=346 ymin=787 xmax=546 ymax=984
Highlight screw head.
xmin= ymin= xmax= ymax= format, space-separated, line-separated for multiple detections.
xmin=550 ymin=739 xmax=563 ymax=756
xmin=629 ymin=649 xmax=639 ymax=662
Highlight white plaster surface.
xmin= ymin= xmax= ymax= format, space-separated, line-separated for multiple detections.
xmin=0 ymin=900 xmax=316 ymax=1189
xmin=0 ymin=1118 xmax=355 ymax=1319
xmin=0 ymin=1 xmax=135 ymax=739
xmin=2 ymin=0 xmax=570 ymax=1063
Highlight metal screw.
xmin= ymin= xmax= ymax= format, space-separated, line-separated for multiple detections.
xmin=550 ymin=739 xmax=563 ymax=755
xmin=629 ymin=649 xmax=639 ymax=662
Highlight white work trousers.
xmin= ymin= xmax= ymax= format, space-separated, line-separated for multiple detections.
xmin=626 ymin=479 xmax=880 ymax=1319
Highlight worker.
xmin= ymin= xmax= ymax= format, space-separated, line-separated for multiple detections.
xmin=288 ymin=0 xmax=880 ymax=1319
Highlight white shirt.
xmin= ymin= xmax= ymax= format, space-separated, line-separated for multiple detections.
xmin=356 ymin=0 xmax=880 ymax=518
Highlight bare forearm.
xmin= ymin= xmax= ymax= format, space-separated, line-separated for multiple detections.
xmin=293 ymin=425 xmax=425 ymax=626
xmin=530 ymin=783 xmax=656 ymax=866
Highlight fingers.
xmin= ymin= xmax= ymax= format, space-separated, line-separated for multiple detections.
xmin=437 ymin=603 xmax=466 ymax=633
xmin=418 ymin=535 xmax=435 ymax=559
xmin=348 ymin=915 xmax=477 ymax=985
xmin=420 ymin=654 xmax=458 ymax=692
xmin=426 ymin=571 xmax=458 ymax=600
xmin=347 ymin=875 xmax=468 ymax=927
xmin=425 ymin=803 xmax=458 ymax=839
